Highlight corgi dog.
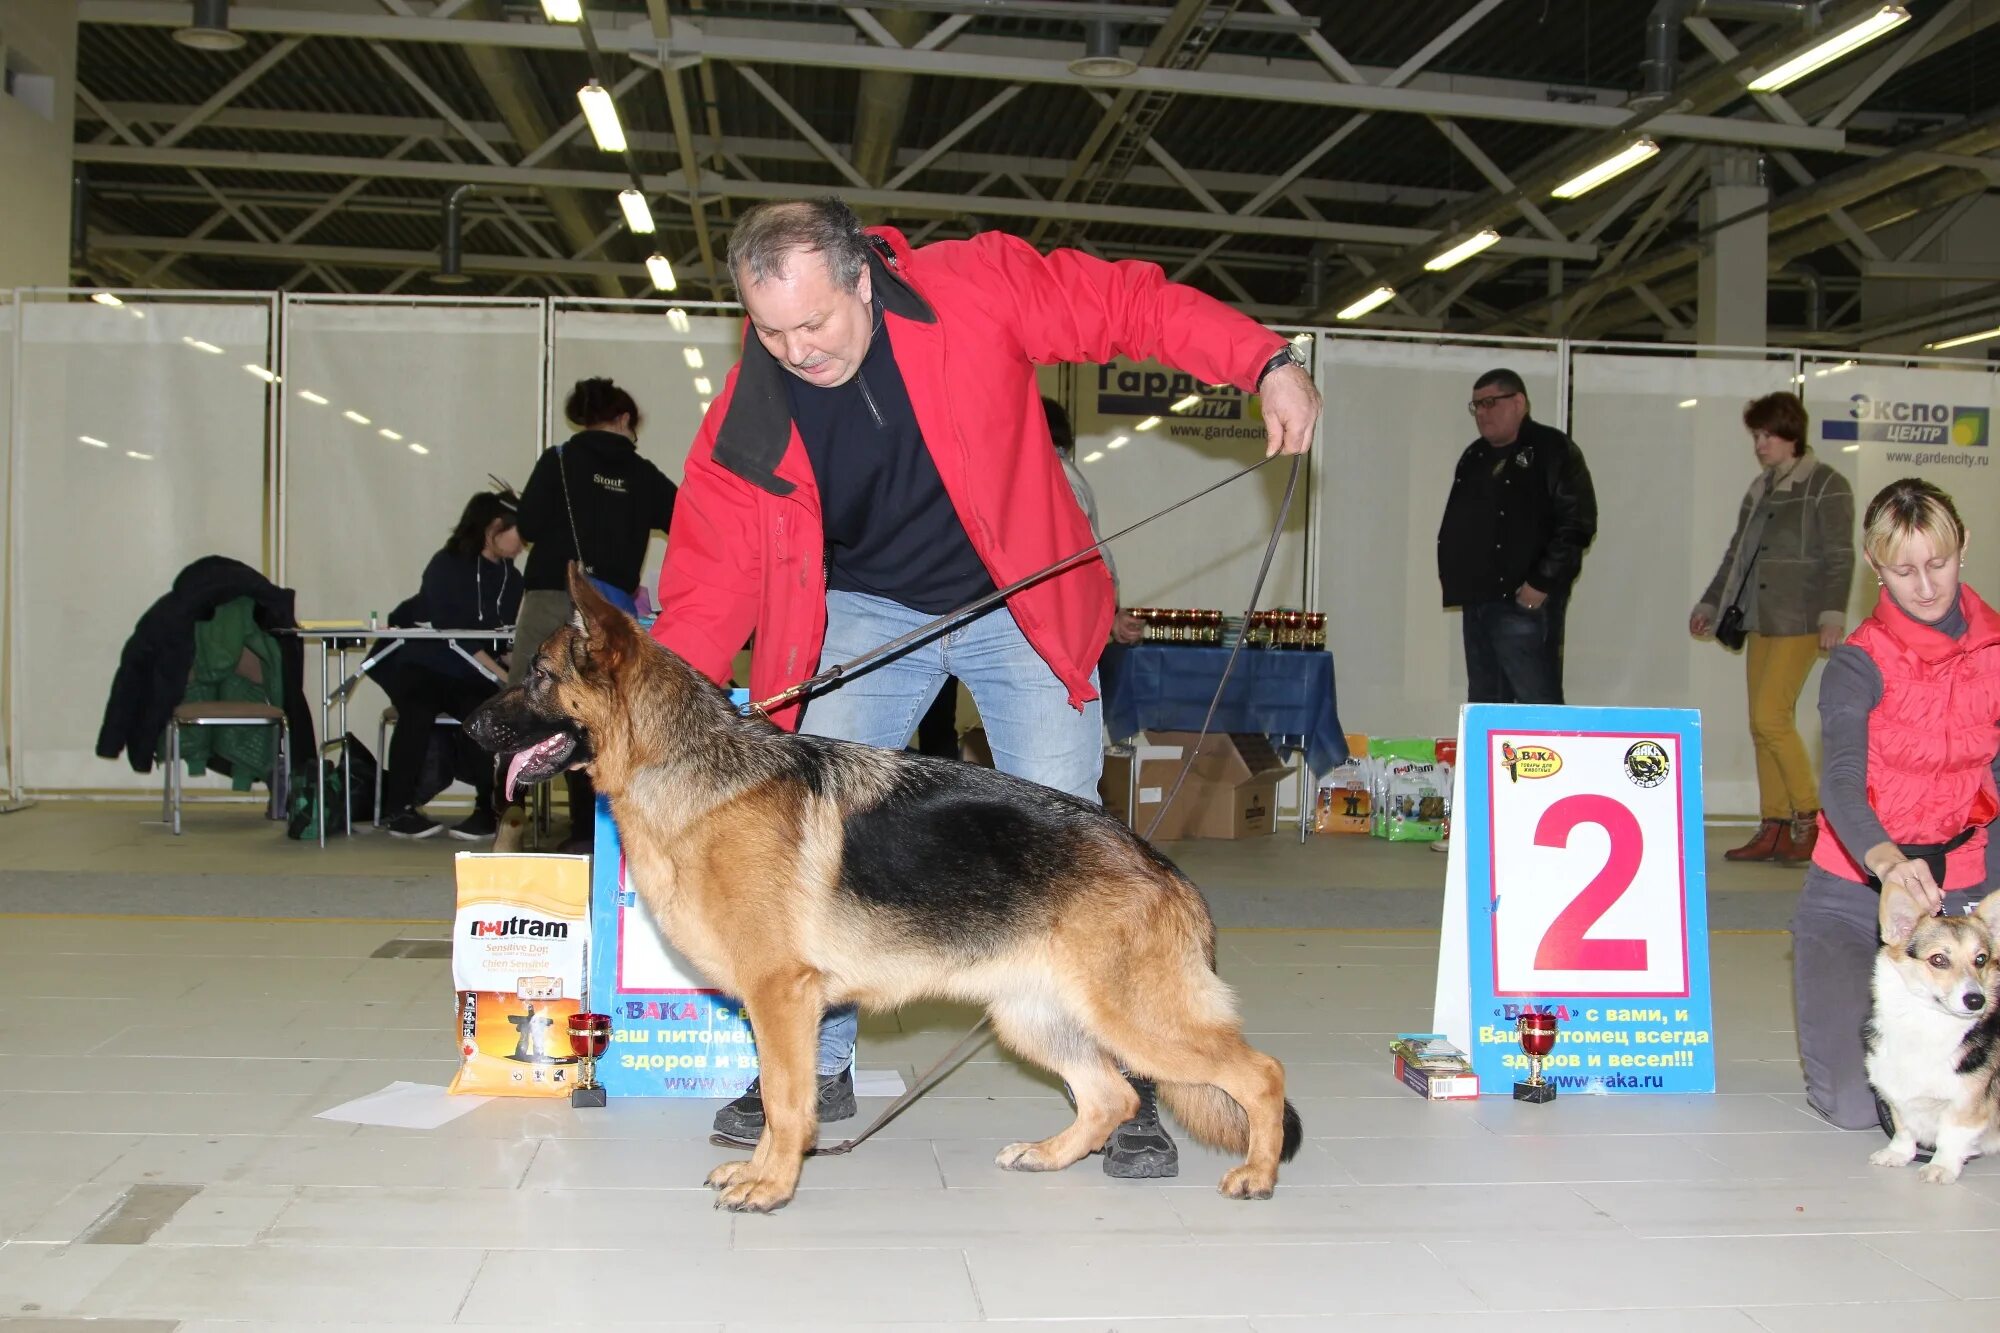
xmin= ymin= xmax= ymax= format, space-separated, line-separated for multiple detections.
xmin=1865 ymin=886 xmax=2000 ymax=1184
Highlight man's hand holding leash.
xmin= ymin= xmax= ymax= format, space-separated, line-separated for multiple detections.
xmin=1259 ymin=362 xmax=1321 ymax=458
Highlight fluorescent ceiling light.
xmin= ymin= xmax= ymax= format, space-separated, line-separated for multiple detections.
xmin=378 ymin=428 xmax=403 ymax=441
xmin=1082 ymin=450 xmax=1105 ymax=463
xmin=242 ymin=364 xmax=279 ymax=383
xmin=1424 ymin=228 xmax=1501 ymax=272
xmin=181 ymin=336 xmax=224 ymax=354
xmin=1679 ymin=398 xmax=1698 ymax=408
xmin=683 ymin=347 xmax=703 ymax=369
xmin=618 ymin=189 xmax=656 ymax=234
xmin=91 ymin=292 xmax=123 ymax=307
xmin=79 ymin=435 xmax=109 ymax=448
xmin=297 ymin=389 xmax=328 ymax=405
xmin=408 ymin=442 xmax=430 ymax=455
xmin=540 ymin=0 xmax=583 ymax=19
xmin=645 ymin=253 xmax=677 ymax=292
xmin=1107 ymin=435 xmax=1129 ymax=449
xmin=1135 ymin=416 xmax=1161 ymax=431
xmin=1925 ymin=324 xmax=2000 ymax=351
xmin=1335 ymin=286 xmax=1397 ymax=320
xmin=1842 ymin=444 xmax=1860 ymax=453
xmin=1169 ymin=393 xmax=1202 ymax=413
xmin=1551 ymin=139 xmax=1660 ymax=200
xmin=1747 ymin=5 xmax=1911 ymax=93
xmin=126 ymin=450 xmax=154 ymax=461
xmin=578 ymin=81 xmax=626 ymax=153
xmin=693 ymin=377 xmax=712 ymax=396
xmin=699 ymin=400 xmax=711 ymax=412
xmin=666 ymin=308 xmax=690 ymax=332
xmin=343 ymin=410 xmax=371 ymax=425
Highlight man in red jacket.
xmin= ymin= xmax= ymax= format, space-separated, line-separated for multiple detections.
xmin=653 ymin=197 xmax=1320 ymax=1178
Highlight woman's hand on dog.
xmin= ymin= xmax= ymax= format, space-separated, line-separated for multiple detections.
xmin=1878 ymin=855 xmax=1944 ymax=915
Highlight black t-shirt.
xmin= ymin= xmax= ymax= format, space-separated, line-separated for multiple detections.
xmin=785 ymin=317 xmax=993 ymax=614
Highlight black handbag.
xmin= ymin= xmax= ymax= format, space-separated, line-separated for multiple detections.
xmin=1714 ymin=534 xmax=1761 ymax=651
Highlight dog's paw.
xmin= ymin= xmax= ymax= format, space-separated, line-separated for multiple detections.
xmin=1918 ymin=1160 xmax=1963 ymax=1185
xmin=996 ymin=1140 xmax=1061 ymax=1171
xmin=1870 ymin=1145 xmax=1917 ymax=1168
xmin=1218 ymin=1164 xmax=1276 ymax=1200
xmin=705 ymin=1159 xmax=752 ymax=1191
xmin=712 ymin=1171 xmax=797 ymax=1213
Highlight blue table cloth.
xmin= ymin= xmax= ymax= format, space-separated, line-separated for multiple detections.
xmin=1099 ymin=644 xmax=1349 ymax=775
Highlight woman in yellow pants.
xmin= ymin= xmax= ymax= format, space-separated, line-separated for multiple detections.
xmin=1690 ymin=392 xmax=1855 ymax=863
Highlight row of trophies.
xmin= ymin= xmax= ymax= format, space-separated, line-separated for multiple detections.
xmin=1134 ymin=608 xmax=1329 ymax=649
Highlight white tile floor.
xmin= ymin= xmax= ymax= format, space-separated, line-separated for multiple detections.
xmin=0 ymin=917 xmax=1994 ymax=1330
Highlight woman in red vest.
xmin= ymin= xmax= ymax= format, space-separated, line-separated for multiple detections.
xmin=1792 ymin=477 xmax=2000 ymax=1130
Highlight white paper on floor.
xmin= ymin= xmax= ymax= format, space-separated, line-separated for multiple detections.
xmin=315 ymin=1081 xmax=491 ymax=1129
xmin=854 ymin=1068 xmax=908 ymax=1098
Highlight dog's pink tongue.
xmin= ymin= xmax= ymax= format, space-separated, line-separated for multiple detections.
xmin=504 ymin=747 xmax=543 ymax=804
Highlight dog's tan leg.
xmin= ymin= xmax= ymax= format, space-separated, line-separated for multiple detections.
xmin=987 ymin=1002 xmax=1134 ymax=1172
xmin=1095 ymin=1015 xmax=1289 ymax=1200
xmin=708 ymin=971 xmax=820 ymax=1213
xmin=1920 ymin=1109 xmax=1985 ymax=1185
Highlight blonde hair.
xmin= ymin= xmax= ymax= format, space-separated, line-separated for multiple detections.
xmin=1862 ymin=477 xmax=1965 ymax=566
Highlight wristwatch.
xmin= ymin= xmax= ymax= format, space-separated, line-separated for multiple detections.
xmin=1255 ymin=340 xmax=1307 ymax=391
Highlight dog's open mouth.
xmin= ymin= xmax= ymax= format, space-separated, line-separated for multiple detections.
xmin=504 ymin=732 xmax=579 ymax=802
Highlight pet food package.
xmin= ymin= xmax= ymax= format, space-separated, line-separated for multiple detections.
xmin=1368 ymin=738 xmax=1446 ymax=843
xmin=448 ymin=852 xmax=592 ymax=1098
xmin=1313 ymin=732 xmax=1373 ymax=834
xmin=1432 ymin=737 xmax=1458 ymax=842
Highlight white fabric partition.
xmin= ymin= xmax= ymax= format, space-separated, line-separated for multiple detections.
xmin=282 ymin=298 xmax=543 ymax=769
xmin=1071 ymin=354 xmax=1310 ymax=611
xmin=1569 ymin=350 xmax=1805 ymax=815
xmin=1314 ymin=334 xmax=1562 ymax=740
xmin=13 ymin=297 xmax=273 ymax=790
xmin=548 ymin=303 xmax=743 ymax=605
xmin=1 ymin=301 xmax=14 ymax=797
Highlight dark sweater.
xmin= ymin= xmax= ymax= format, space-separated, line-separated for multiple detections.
xmin=1436 ymin=417 xmax=1598 ymax=607
xmin=405 ymin=549 xmax=522 ymax=681
xmin=1818 ymin=591 xmax=2000 ymax=890
xmin=517 ymin=429 xmax=678 ymax=594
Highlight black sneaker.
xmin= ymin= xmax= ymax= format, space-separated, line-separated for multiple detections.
xmin=712 ymin=1067 xmax=858 ymax=1139
xmin=1103 ymin=1075 xmax=1178 ymax=1178
xmin=449 ymin=808 xmax=498 ymax=841
xmin=385 ymin=810 xmax=442 ymax=840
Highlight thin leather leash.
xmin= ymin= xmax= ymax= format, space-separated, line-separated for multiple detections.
xmin=711 ymin=450 xmax=1308 ymax=1158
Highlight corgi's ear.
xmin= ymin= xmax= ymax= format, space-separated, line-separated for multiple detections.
xmin=1880 ymin=884 xmax=1926 ymax=948
xmin=1973 ymin=891 xmax=2000 ymax=937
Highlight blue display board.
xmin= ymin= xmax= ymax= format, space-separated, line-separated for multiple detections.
xmin=585 ymin=693 xmax=761 ymax=1098
xmin=1434 ymin=704 xmax=1716 ymax=1095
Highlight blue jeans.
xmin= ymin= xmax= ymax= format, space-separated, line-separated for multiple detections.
xmin=1462 ymin=595 xmax=1567 ymax=706
xmin=801 ymin=590 xmax=1104 ymax=1074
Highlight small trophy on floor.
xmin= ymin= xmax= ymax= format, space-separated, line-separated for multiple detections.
xmin=1513 ymin=1011 xmax=1558 ymax=1103
xmin=567 ymin=1012 xmax=612 ymax=1108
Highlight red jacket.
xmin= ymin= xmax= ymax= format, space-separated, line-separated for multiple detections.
xmin=651 ymin=227 xmax=1287 ymax=727
xmin=1814 ymin=584 xmax=2000 ymax=887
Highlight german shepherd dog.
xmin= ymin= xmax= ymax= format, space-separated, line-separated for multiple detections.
xmin=466 ymin=568 xmax=1302 ymax=1213
xmin=1866 ymin=885 xmax=2000 ymax=1184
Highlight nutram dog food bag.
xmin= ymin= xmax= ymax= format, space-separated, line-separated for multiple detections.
xmin=1368 ymin=738 xmax=1446 ymax=843
xmin=448 ymin=853 xmax=591 ymax=1097
xmin=1314 ymin=732 xmax=1373 ymax=834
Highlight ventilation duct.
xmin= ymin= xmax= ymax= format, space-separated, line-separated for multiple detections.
xmin=1633 ymin=0 xmax=1811 ymax=110
xmin=436 ymin=185 xmax=476 ymax=286
xmin=174 ymin=0 xmax=247 ymax=52
xmin=1068 ymin=21 xmax=1137 ymax=79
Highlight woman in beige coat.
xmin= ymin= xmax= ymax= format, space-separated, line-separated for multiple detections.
xmin=1690 ymin=392 xmax=1855 ymax=864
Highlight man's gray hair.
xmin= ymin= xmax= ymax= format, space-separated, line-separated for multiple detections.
xmin=727 ymin=197 xmax=871 ymax=292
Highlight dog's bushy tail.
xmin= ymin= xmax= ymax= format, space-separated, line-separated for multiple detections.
xmin=1158 ymin=1084 xmax=1304 ymax=1163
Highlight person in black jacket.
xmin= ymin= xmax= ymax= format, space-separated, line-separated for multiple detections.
xmin=378 ymin=490 xmax=524 ymax=840
xmin=1435 ymin=368 xmax=1598 ymax=705
xmin=504 ymin=378 xmax=678 ymax=851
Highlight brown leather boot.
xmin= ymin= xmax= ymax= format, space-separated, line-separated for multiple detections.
xmin=1724 ymin=818 xmax=1785 ymax=862
xmin=1784 ymin=812 xmax=1819 ymax=864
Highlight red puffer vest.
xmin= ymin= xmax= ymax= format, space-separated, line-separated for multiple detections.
xmin=1813 ymin=583 xmax=2000 ymax=887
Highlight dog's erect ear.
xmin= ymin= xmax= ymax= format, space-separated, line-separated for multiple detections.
xmin=567 ymin=562 xmax=614 ymax=626
xmin=1880 ymin=883 xmax=1926 ymax=948
xmin=1973 ymin=891 xmax=2000 ymax=937
xmin=564 ymin=562 xmax=635 ymax=673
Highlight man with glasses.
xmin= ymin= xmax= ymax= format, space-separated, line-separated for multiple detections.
xmin=1436 ymin=368 xmax=1597 ymax=706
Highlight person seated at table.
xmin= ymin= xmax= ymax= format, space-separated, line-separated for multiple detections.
xmin=378 ymin=488 xmax=523 ymax=840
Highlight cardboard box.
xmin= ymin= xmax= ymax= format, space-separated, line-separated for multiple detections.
xmin=1102 ymin=732 xmax=1294 ymax=841
xmin=1395 ymin=1057 xmax=1480 ymax=1101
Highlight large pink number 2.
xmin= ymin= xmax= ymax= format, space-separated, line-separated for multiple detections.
xmin=1532 ymin=794 xmax=1647 ymax=972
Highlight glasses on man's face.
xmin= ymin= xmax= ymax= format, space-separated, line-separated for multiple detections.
xmin=1467 ymin=391 xmax=1520 ymax=416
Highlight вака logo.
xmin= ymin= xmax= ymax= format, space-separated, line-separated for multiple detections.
xmin=1822 ymin=396 xmax=1988 ymax=448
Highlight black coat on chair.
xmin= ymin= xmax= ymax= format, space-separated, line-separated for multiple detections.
xmin=96 ymin=556 xmax=317 ymax=775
